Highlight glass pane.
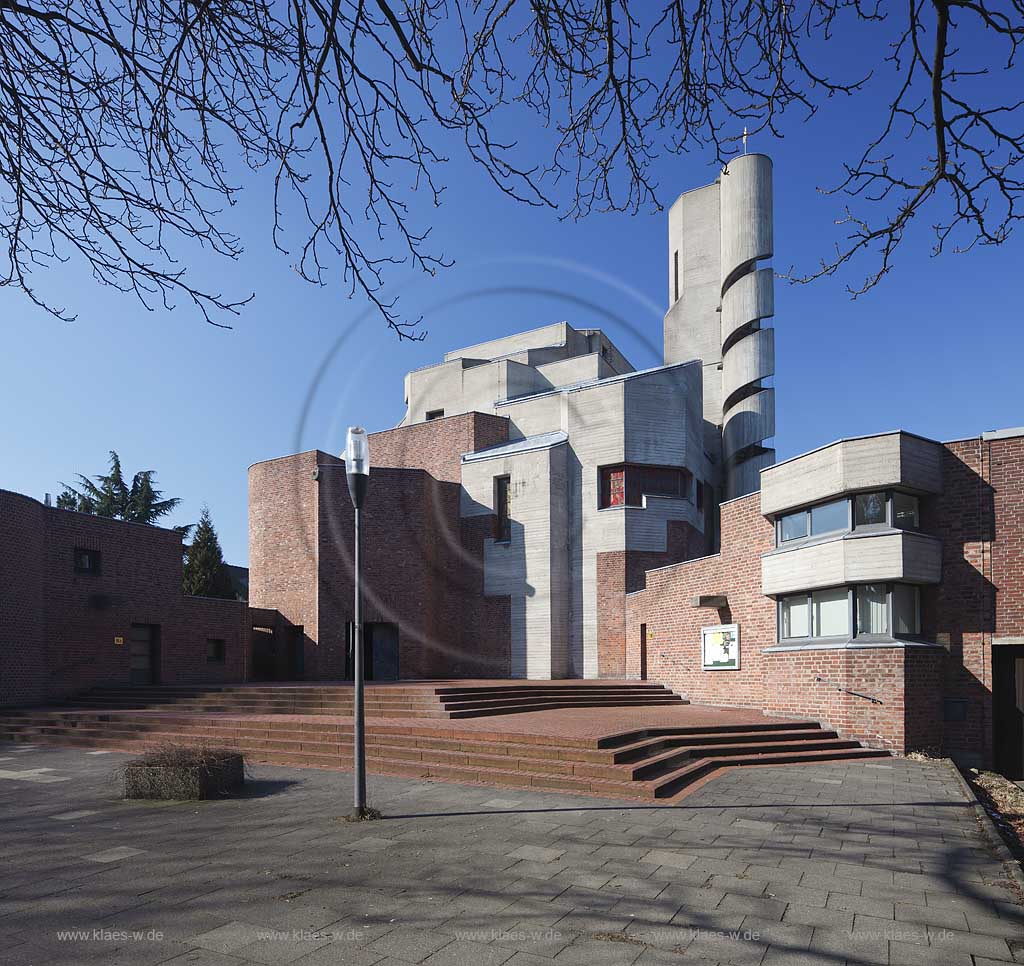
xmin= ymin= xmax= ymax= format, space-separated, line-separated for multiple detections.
xmin=639 ymin=467 xmax=682 ymax=498
xmin=780 ymin=512 xmax=807 ymax=542
xmin=810 ymin=499 xmax=848 ymax=535
xmin=813 ymin=588 xmax=850 ymax=637
xmin=781 ymin=596 xmax=810 ymax=638
xmin=856 ymin=584 xmax=888 ymax=635
xmin=893 ymin=584 xmax=920 ymax=635
xmin=606 ymin=469 xmax=625 ymax=507
xmin=893 ymin=492 xmax=919 ymax=529
xmin=855 ymin=492 xmax=887 ymax=527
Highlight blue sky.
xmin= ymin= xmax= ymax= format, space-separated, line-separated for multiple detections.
xmin=2 ymin=23 xmax=1022 ymax=565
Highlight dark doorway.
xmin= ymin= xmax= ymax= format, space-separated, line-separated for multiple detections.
xmin=251 ymin=626 xmax=276 ymax=680
xmin=994 ymin=644 xmax=1024 ymax=780
xmin=639 ymin=624 xmax=648 ymax=681
xmin=129 ymin=623 xmax=160 ymax=684
xmin=286 ymin=626 xmax=305 ymax=679
xmin=346 ymin=622 xmax=400 ymax=681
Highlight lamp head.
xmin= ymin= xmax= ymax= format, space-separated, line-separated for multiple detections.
xmin=345 ymin=426 xmax=370 ymax=477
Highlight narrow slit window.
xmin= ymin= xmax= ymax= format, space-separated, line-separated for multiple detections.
xmin=494 ymin=475 xmax=511 ymax=543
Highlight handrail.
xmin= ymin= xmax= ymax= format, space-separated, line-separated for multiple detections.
xmin=814 ymin=676 xmax=883 ymax=705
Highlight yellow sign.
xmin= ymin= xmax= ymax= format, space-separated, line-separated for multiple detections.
xmin=114 ymin=636 xmax=125 ymax=647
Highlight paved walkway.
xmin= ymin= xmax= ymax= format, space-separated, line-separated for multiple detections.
xmin=0 ymin=743 xmax=1022 ymax=966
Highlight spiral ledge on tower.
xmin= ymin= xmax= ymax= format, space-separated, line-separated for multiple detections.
xmin=718 ymin=155 xmax=777 ymax=500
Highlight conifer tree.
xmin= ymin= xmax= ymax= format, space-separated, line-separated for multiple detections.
xmin=183 ymin=507 xmax=235 ymax=599
xmin=57 ymin=451 xmax=189 ymax=535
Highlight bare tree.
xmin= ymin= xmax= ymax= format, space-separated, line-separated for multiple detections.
xmin=1 ymin=0 xmax=1020 ymax=336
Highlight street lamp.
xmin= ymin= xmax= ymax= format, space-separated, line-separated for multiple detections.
xmin=345 ymin=426 xmax=370 ymax=819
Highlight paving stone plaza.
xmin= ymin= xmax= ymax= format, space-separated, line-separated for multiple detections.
xmin=1 ymin=744 xmax=1022 ymax=966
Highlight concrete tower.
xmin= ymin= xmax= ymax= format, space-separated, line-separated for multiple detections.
xmin=663 ymin=153 xmax=776 ymax=502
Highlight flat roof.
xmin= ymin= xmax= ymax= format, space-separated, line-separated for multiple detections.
xmin=494 ymin=358 xmax=700 ymax=408
xmin=762 ymin=429 xmax=940 ymax=475
xmin=462 ymin=431 xmax=568 ymax=464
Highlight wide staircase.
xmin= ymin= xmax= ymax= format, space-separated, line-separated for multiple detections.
xmin=0 ymin=685 xmax=889 ymax=801
xmin=53 ymin=682 xmax=686 ymax=718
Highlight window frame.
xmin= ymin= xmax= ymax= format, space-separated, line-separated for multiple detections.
xmin=776 ymin=582 xmax=922 ymax=643
xmin=892 ymin=492 xmax=921 ymax=531
xmin=598 ymin=463 xmax=693 ymax=510
xmin=776 ymin=490 xmax=924 ymax=546
xmin=74 ymin=547 xmax=101 ymax=575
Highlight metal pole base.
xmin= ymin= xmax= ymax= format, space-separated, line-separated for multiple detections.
xmin=345 ymin=805 xmax=382 ymax=823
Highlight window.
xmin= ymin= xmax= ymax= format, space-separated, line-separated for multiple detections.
xmin=813 ymin=587 xmax=850 ymax=637
xmin=780 ymin=595 xmax=810 ymax=638
xmin=854 ymin=491 xmax=887 ymax=527
xmin=893 ymin=492 xmax=920 ymax=530
xmin=206 ymin=638 xmax=226 ymax=663
xmin=636 ymin=467 xmax=688 ymax=501
xmin=601 ymin=467 xmax=626 ymax=507
xmin=944 ymin=698 xmax=967 ymax=722
xmin=856 ymin=584 xmax=888 ymax=635
xmin=810 ymin=499 xmax=848 ymax=536
xmin=780 ymin=588 xmax=850 ymax=640
xmin=893 ymin=584 xmax=920 ymax=636
xmin=673 ymin=250 xmax=680 ymax=303
xmin=779 ymin=510 xmax=808 ymax=542
xmin=781 ymin=583 xmax=922 ymax=642
xmin=599 ymin=465 xmax=690 ymax=508
xmin=494 ymin=475 xmax=511 ymax=543
xmin=425 ymin=409 xmax=444 ymax=421
xmin=74 ymin=548 xmax=100 ymax=574
xmin=696 ymin=480 xmax=704 ymax=511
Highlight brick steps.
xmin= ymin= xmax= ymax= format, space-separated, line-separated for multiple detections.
xmin=63 ymin=682 xmax=685 ymax=719
xmin=0 ymin=707 xmax=888 ymax=802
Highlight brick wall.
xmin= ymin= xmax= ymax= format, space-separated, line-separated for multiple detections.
xmin=991 ymin=435 xmax=1024 ymax=637
xmin=923 ymin=432 xmax=1024 ymax=765
xmin=0 ymin=492 xmax=47 ymax=705
xmin=625 ymin=494 xmax=775 ymax=706
xmin=597 ymin=521 xmax=697 ymax=678
xmin=248 ymin=417 xmax=512 ymax=681
xmin=369 ymin=412 xmax=509 ymax=483
xmin=247 ymin=450 xmax=324 ymax=675
xmin=1 ymin=489 xmax=247 ymax=707
xmin=762 ymin=647 xmax=943 ymax=753
xmin=623 ymin=491 xmax=946 ymax=753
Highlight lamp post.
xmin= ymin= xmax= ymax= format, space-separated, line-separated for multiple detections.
xmin=345 ymin=426 xmax=370 ymax=818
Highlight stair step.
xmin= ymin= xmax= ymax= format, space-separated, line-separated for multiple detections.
xmin=610 ymin=728 xmax=838 ymax=763
xmin=652 ymin=746 xmax=888 ymax=799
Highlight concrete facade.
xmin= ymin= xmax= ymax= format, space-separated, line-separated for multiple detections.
xmin=665 ymin=154 xmax=776 ymax=503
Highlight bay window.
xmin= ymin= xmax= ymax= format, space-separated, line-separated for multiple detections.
xmin=599 ymin=464 xmax=691 ymax=509
xmin=778 ymin=583 xmax=922 ymax=642
xmin=777 ymin=490 xmax=923 ymax=545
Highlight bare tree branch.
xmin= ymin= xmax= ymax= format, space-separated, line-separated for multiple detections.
xmin=0 ymin=0 xmax=1020 ymax=333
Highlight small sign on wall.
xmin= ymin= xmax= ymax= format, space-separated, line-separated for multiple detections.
xmin=114 ymin=636 xmax=125 ymax=647
xmin=701 ymin=624 xmax=740 ymax=671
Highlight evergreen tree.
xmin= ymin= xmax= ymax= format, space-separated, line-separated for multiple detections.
xmin=183 ymin=507 xmax=235 ymax=599
xmin=58 ymin=451 xmax=188 ymax=534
